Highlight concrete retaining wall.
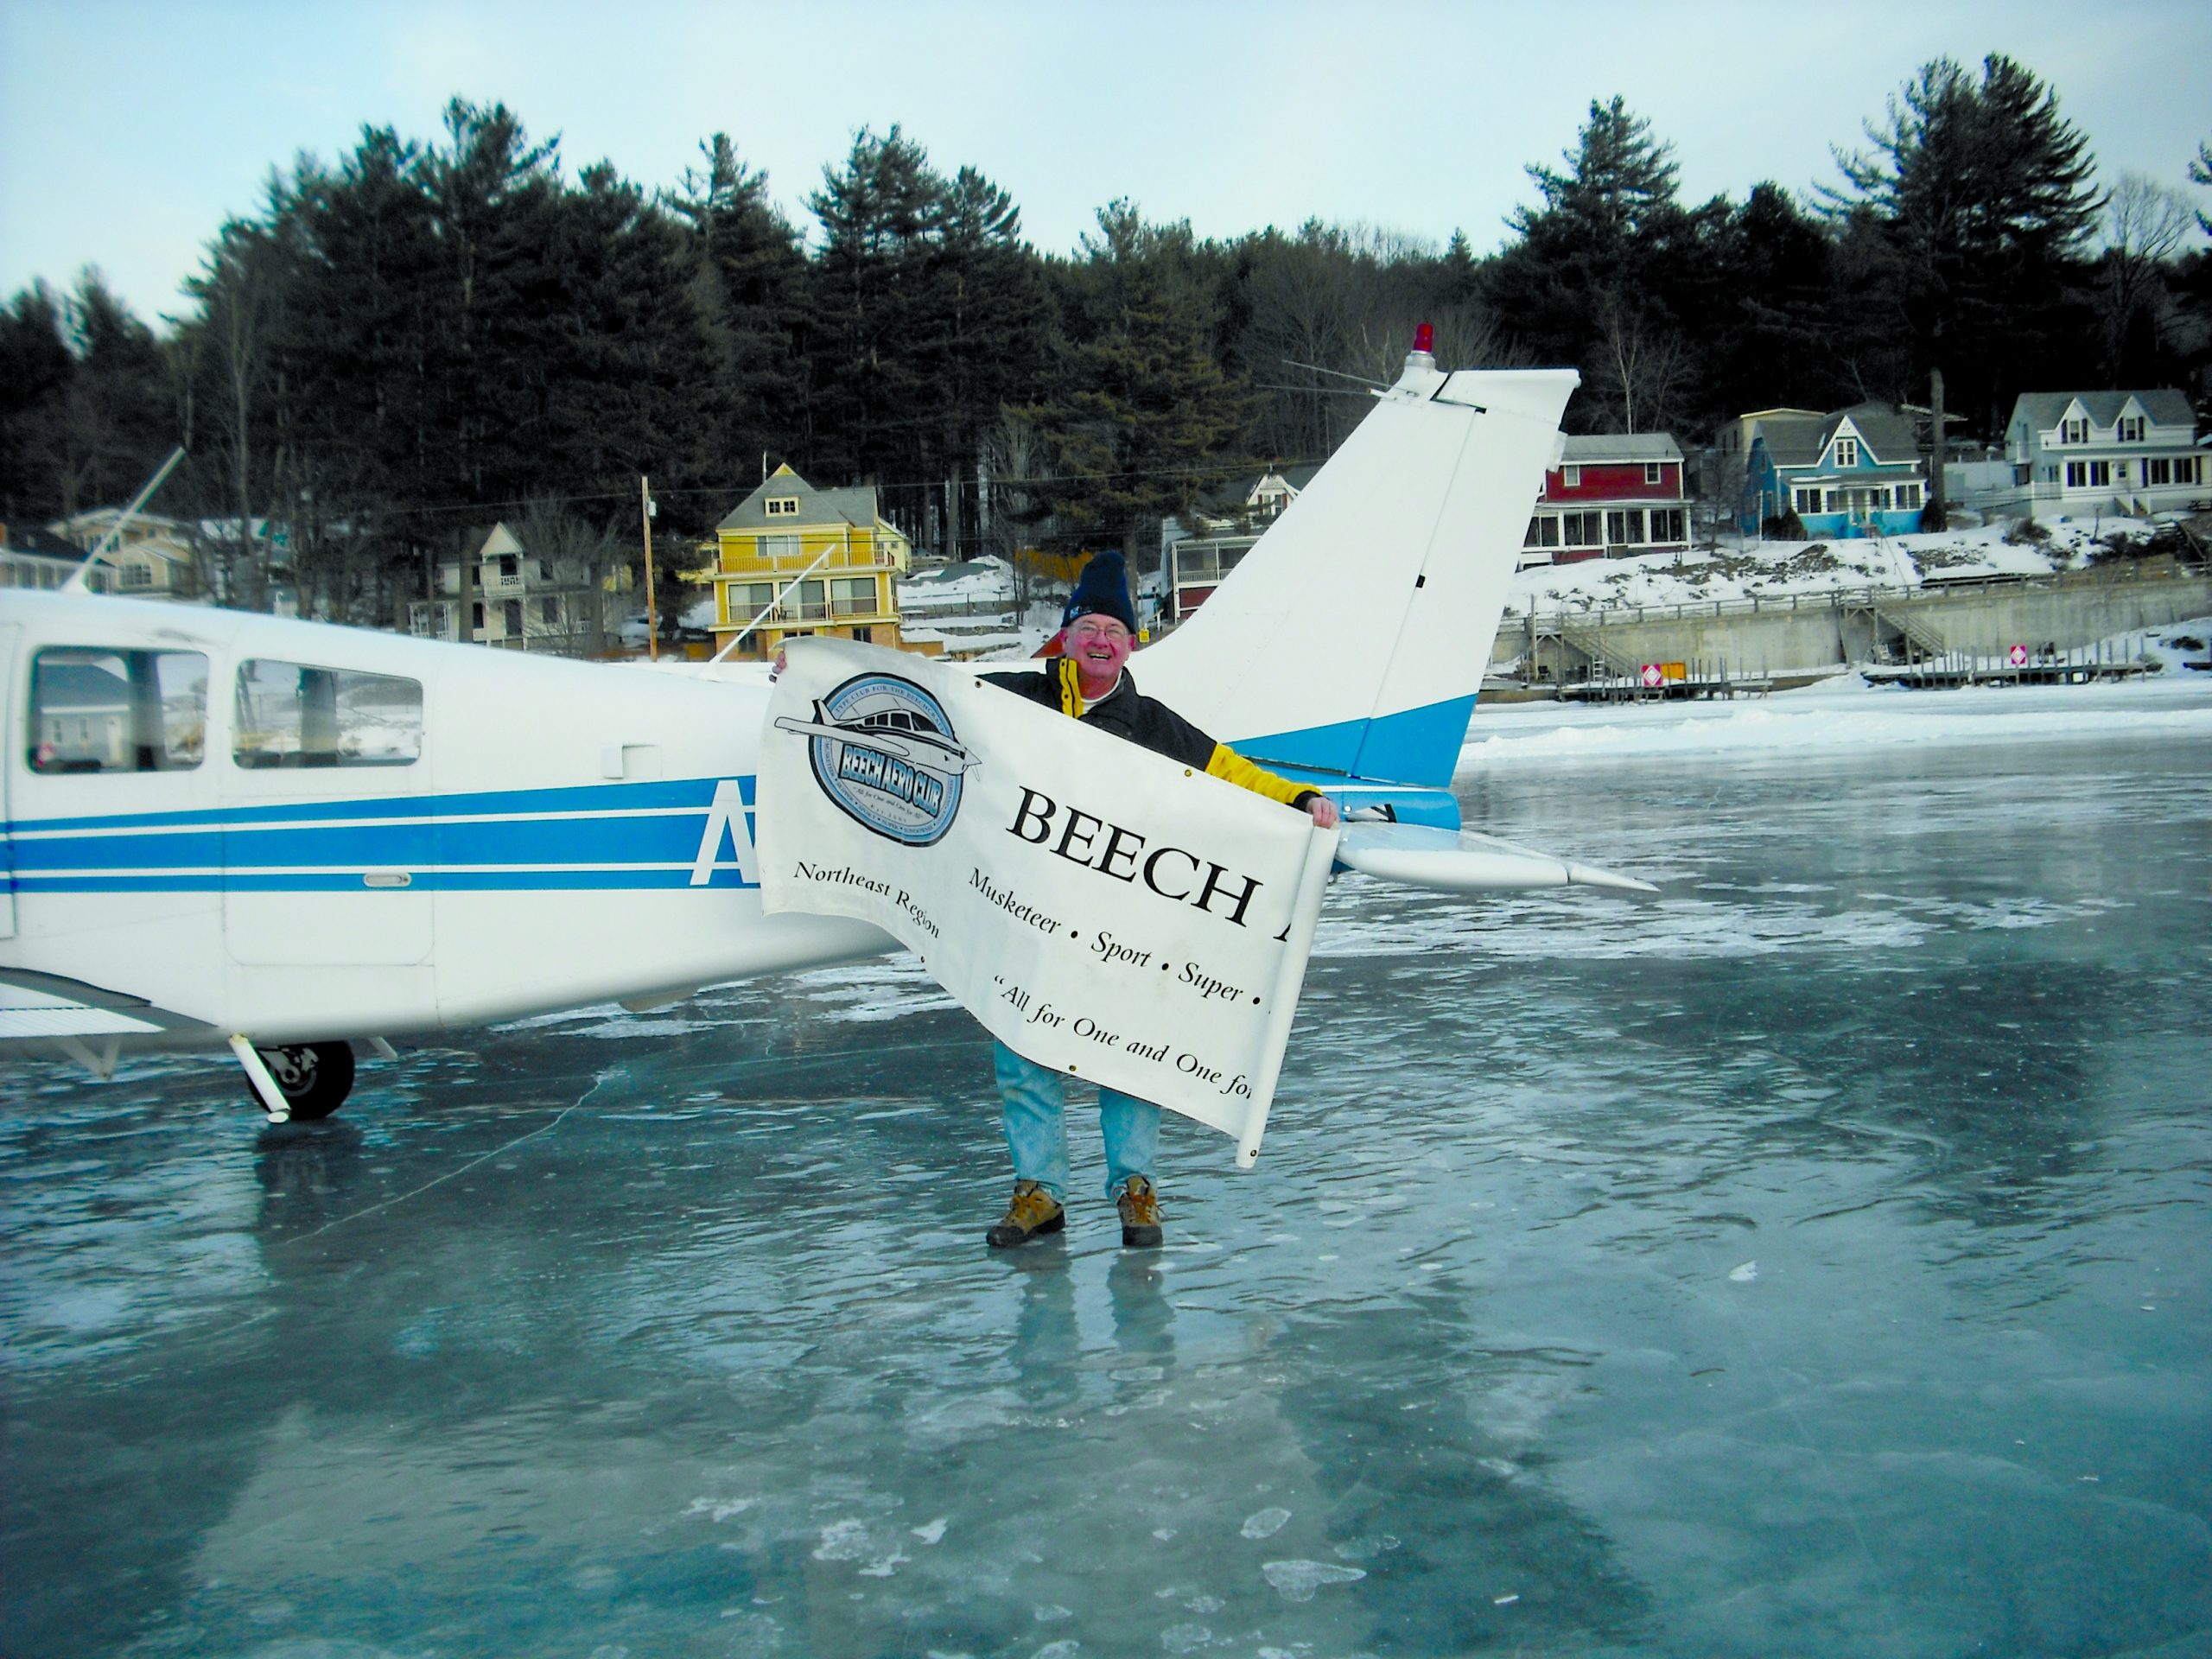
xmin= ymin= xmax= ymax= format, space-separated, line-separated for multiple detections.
xmin=1492 ymin=562 xmax=2212 ymax=679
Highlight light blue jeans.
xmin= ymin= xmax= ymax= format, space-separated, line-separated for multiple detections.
xmin=994 ymin=1041 xmax=1160 ymax=1202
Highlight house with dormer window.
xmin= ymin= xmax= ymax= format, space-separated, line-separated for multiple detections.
xmin=1738 ymin=404 xmax=1926 ymax=538
xmin=2005 ymin=391 xmax=2202 ymax=518
xmin=408 ymin=522 xmax=588 ymax=652
xmin=1160 ymin=464 xmax=1321 ymax=622
xmin=706 ymin=463 xmax=912 ymax=658
xmin=47 ymin=508 xmax=199 ymax=596
xmin=3 ymin=523 xmax=95 ymax=592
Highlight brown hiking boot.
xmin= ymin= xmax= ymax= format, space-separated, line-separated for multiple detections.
xmin=986 ymin=1180 xmax=1065 ymax=1249
xmin=1116 ymin=1175 xmax=1164 ymax=1249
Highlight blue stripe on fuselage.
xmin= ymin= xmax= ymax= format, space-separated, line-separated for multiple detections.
xmin=9 ymin=812 xmax=716 ymax=873
xmin=3 ymin=776 xmax=759 ymax=893
xmin=22 ymin=869 xmax=753 ymax=893
xmin=12 ymin=774 xmax=751 ymax=836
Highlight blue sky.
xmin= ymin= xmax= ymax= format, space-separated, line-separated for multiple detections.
xmin=3 ymin=0 xmax=2208 ymax=330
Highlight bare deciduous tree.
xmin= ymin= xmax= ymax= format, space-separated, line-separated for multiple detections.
xmin=2099 ymin=171 xmax=2196 ymax=376
xmin=515 ymin=496 xmax=626 ymax=656
xmin=981 ymin=407 xmax=1049 ymax=618
xmin=1590 ymin=296 xmax=1691 ymax=434
xmin=1243 ymin=224 xmax=1366 ymax=458
xmin=188 ymin=217 xmax=290 ymax=609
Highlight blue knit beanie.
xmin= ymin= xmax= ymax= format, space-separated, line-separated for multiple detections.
xmin=1062 ymin=550 xmax=1136 ymax=633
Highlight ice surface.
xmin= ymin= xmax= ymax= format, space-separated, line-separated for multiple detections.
xmin=1460 ymin=650 xmax=2212 ymax=770
xmin=3 ymin=672 xmax=2209 ymax=1656
xmin=1262 ymin=1560 xmax=1368 ymax=1601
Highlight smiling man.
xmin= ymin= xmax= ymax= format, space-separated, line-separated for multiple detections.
xmin=976 ymin=550 xmax=1338 ymax=1250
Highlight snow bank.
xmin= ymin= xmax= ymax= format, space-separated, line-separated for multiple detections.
xmin=1460 ymin=617 xmax=2212 ymax=768
xmin=897 ymin=556 xmax=1018 ymax=613
xmin=1506 ymin=519 xmax=2161 ymax=617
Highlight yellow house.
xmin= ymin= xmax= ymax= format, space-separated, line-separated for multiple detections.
xmin=48 ymin=508 xmax=198 ymax=597
xmin=708 ymin=464 xmax=913 ymax=658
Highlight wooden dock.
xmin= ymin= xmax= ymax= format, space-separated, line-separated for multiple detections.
xmin=1861 ymin=635 xmax=2158 ymax=690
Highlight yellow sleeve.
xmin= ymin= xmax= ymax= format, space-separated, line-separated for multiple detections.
xmin=1205 ymin=743 xmax=1313 ymax=808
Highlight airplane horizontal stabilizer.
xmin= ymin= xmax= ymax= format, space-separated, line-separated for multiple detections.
xmin=1335 ymin=823 xmax=1656 ymax=896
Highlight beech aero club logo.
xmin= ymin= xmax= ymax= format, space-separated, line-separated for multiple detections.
xmin=775 ymin=672 xmax=978 ymax=846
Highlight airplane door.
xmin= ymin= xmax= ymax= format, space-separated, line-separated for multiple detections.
xmin=0 ymin=624 xmax=16 ymax=939
xmin=220 ymin=656 xmax=433 ymax=966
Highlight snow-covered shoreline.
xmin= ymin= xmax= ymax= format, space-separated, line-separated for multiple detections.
xmin=1461 ymin=615 xmax=2212 ymax=768
xmin=1503 ymin=516 xmax=2190 ymax=616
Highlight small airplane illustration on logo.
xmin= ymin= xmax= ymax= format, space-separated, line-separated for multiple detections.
xmin=773 ymin=694 xmax=980 ymax=775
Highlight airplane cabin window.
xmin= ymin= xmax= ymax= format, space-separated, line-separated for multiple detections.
xmin=233 ymin=659 xmax=423 ymax=768
xmin=28 ymin=647 xmax=208 ymax=773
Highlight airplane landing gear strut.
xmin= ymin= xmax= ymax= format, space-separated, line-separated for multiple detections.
xmin=232 ymin=1037 xmax=357 ymax=1122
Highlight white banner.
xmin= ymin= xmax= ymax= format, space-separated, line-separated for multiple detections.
xmin=756 ymin=637 xmax=1337 ymax=1165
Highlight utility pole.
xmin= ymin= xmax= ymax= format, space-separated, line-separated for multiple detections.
xmin=1926 ymin=368 xmax=1949 ymax=531
xmin=457 ymin=524 xmax=477 ymax=647
xmin=639 ymin=474 xmax=658 ymax=663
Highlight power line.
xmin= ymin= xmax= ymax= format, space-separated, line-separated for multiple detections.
xmin=271 ymin=453 xmax=1330 ymax=523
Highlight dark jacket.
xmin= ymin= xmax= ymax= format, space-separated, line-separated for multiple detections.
xmin=983 ymin=658 xmax=1318 ymax=811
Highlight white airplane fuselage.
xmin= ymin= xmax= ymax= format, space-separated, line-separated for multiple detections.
xmin=0 ymin=599 xmax=890 ymax=1050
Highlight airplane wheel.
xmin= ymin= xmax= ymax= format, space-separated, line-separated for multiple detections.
xmin=251 ymin=1042 xmax=356 ymax=1120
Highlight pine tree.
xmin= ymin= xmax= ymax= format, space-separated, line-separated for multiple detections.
xmin=666 ymin=134 xmax=807 ymax=486
xmin=44 ymin=273 xmax=176 ymax=520
xmin=418 ymin=99 xmax=564 ymax=505
xmin=799 ymin=130 xmax=1052 ymax=554
xmin=1821 ymin=54 xmax=2105 ymax=431
xmin=0 ymin=283 xmax=79 ymax=521
xmin=802 ymin=125 xmax=944 ymax=487
xmin=922 ymin=163 xmax=1051 ymax=557
xmin=1704 ymin=183 xmax=1847 ymax=417
xmin=1028 ymin=201 xmax=1250 ymax=566
xmin=279 ymin=129 xmax=444 ymax=619
xmin=1513 ymin=95 xmax=1682 ymax=258
xmin=1484 ymin=97 xmax=1719 ymax=432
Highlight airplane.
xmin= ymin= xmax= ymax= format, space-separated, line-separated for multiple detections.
xmin=0 ymin=332 xmax=1649 ymax=1124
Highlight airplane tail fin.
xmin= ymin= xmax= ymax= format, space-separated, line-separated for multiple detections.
xmin=1133 ymin=346 xmax=1577 ymax=823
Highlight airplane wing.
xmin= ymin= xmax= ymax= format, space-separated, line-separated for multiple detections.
xmin=0 ymin=969 xmax=213 ymax=1041
xmin=1335 ymin=822 xmax=1656 ymax=896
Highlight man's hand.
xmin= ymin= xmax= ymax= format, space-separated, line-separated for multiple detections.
xmin=1307 ymin=795 xmax=1340 ymax=829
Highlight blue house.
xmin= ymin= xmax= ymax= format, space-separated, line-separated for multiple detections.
xmin=1738 ymin=404 xmax=1928 ymax=538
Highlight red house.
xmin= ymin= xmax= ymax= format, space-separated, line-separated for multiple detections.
xmin=1521 ymin=435 xmax=1690 ymax=567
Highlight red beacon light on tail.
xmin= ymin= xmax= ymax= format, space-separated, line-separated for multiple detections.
xmin=1405 ymin=321 xmax=1436 ymax=372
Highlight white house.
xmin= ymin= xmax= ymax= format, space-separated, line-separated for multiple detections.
xmin=407 ymin=523 xmax=587 ymax=652
xmin=1160 ymin=465 xmax=1321 ymax=624
xmin=2005 ymin=391 xmax=2203 ymax=518
xmin=3 ymin=524 xmax=92 ymax=592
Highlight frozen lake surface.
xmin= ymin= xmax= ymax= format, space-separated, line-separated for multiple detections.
xmin=5 ymin=675 xmax=2210 ymax=1657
